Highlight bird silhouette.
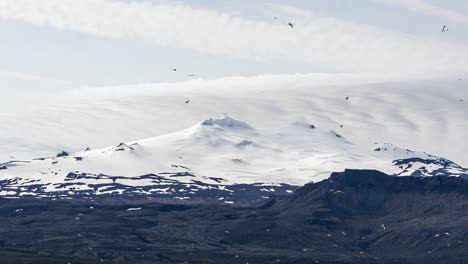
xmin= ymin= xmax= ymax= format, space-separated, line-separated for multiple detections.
xmin=288 ymin=23 xmax=294 ymax=28
xmin=186 ymin=100 xmax=190 ymax=104
xmin=346 ymin=97 xmax=349 ymax=100
xmin=442 ymin=25 xmax=448 ymax=32
xmin=340 ymin=124 xmax=344 ymax=128
xmin=172 ymin=68 xmax=177 ymax=72
xmin=274 ymin=17 xmax=277 ymax=20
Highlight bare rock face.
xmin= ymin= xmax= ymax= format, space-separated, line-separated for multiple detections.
xmin=56 ymin=151 xmax=69 ymax=157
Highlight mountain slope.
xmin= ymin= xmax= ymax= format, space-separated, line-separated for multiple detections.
xmin=0 ymin=114 xmax=466 ymax=200
xmin=226 ymin=170 xmax=468 ymax=262
xmin=0 ymin=170 xmax=466 ymax=264
xmin=0 ymin=75 xmax=466 ymax=166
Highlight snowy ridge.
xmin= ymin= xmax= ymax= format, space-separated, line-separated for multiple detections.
xmin=0 ymin=114 xmax=466 ymax=199
xmin=371 ymin=142 xmax=468 ymax=177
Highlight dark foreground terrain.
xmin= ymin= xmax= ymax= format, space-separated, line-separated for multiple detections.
xmin=0 ymin=170 xmax=467 ymax=264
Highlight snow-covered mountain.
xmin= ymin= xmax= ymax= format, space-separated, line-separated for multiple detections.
xmin=0 ymin=74 xmax=467 ymax=200
xmin=1 ymin=74 xmax=467 ymax=167
xmin=0 ymin=114 xmax=466 ymax=200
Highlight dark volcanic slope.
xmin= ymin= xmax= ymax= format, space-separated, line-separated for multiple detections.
xmin=0 ymin=170 xmax=467 ymax=264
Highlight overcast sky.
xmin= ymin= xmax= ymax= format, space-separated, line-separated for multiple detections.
xmin=1 ymin=0 xmax=468 ymax=98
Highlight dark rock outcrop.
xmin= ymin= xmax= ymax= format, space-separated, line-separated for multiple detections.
xmin=56 ymin=151 xmax=69 ymax=157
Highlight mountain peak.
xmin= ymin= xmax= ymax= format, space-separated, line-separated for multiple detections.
xmin=200 ymin=114 xmax=253 ymax=130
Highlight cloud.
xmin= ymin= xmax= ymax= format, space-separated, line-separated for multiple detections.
xmin=0 ymin=0 xmax=467 ymax=76
xmin=0 ymin=69 xmax=79 ymax=86
xmin=370 ymin=0 xmax=468 ymax=24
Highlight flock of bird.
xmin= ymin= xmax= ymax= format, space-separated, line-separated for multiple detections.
xmin=4 ymin=19 xmax=465 ymax=264
xmin=170 ymin=17 xmax=295 ymax=79
xmin=173 ymin=22 xmax=463 ymax=126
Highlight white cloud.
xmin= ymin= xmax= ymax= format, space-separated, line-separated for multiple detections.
xmin=0 ymin=69 xmax=79 ymax=86
xmin=370 ymin=0 xmax=468 ymax=24
xmin=0 ymin=0 xmax=467 ymax=76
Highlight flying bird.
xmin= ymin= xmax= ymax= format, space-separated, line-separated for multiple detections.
xmin=185 ymin=100 xmax=190 ymax=104
xmin=288 ymin=23 xmax=294 ymax=28
xmin=172 ymin=68 xmax=177 ymax=72
xmin=274 ymin=17 xmax=277 ymax=20
xmin=340 ymin=124 xmax=344 ymax=128
xmin=442 ymin=25 xmax=448 ymax=32
xmin=346 ymin=97 xmax=349 ymax=100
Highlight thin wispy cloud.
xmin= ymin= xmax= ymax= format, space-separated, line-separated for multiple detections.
xmin=370 ymin=0 xmax=468 ymax=24
xmin=0 ymin=0 xmax=466 ymax=76
xmin=0 ymin=69 xmax=79 ymax=86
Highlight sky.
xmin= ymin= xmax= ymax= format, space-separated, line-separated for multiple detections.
xmin=0 ymin=0 xmax=468 ymax=98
